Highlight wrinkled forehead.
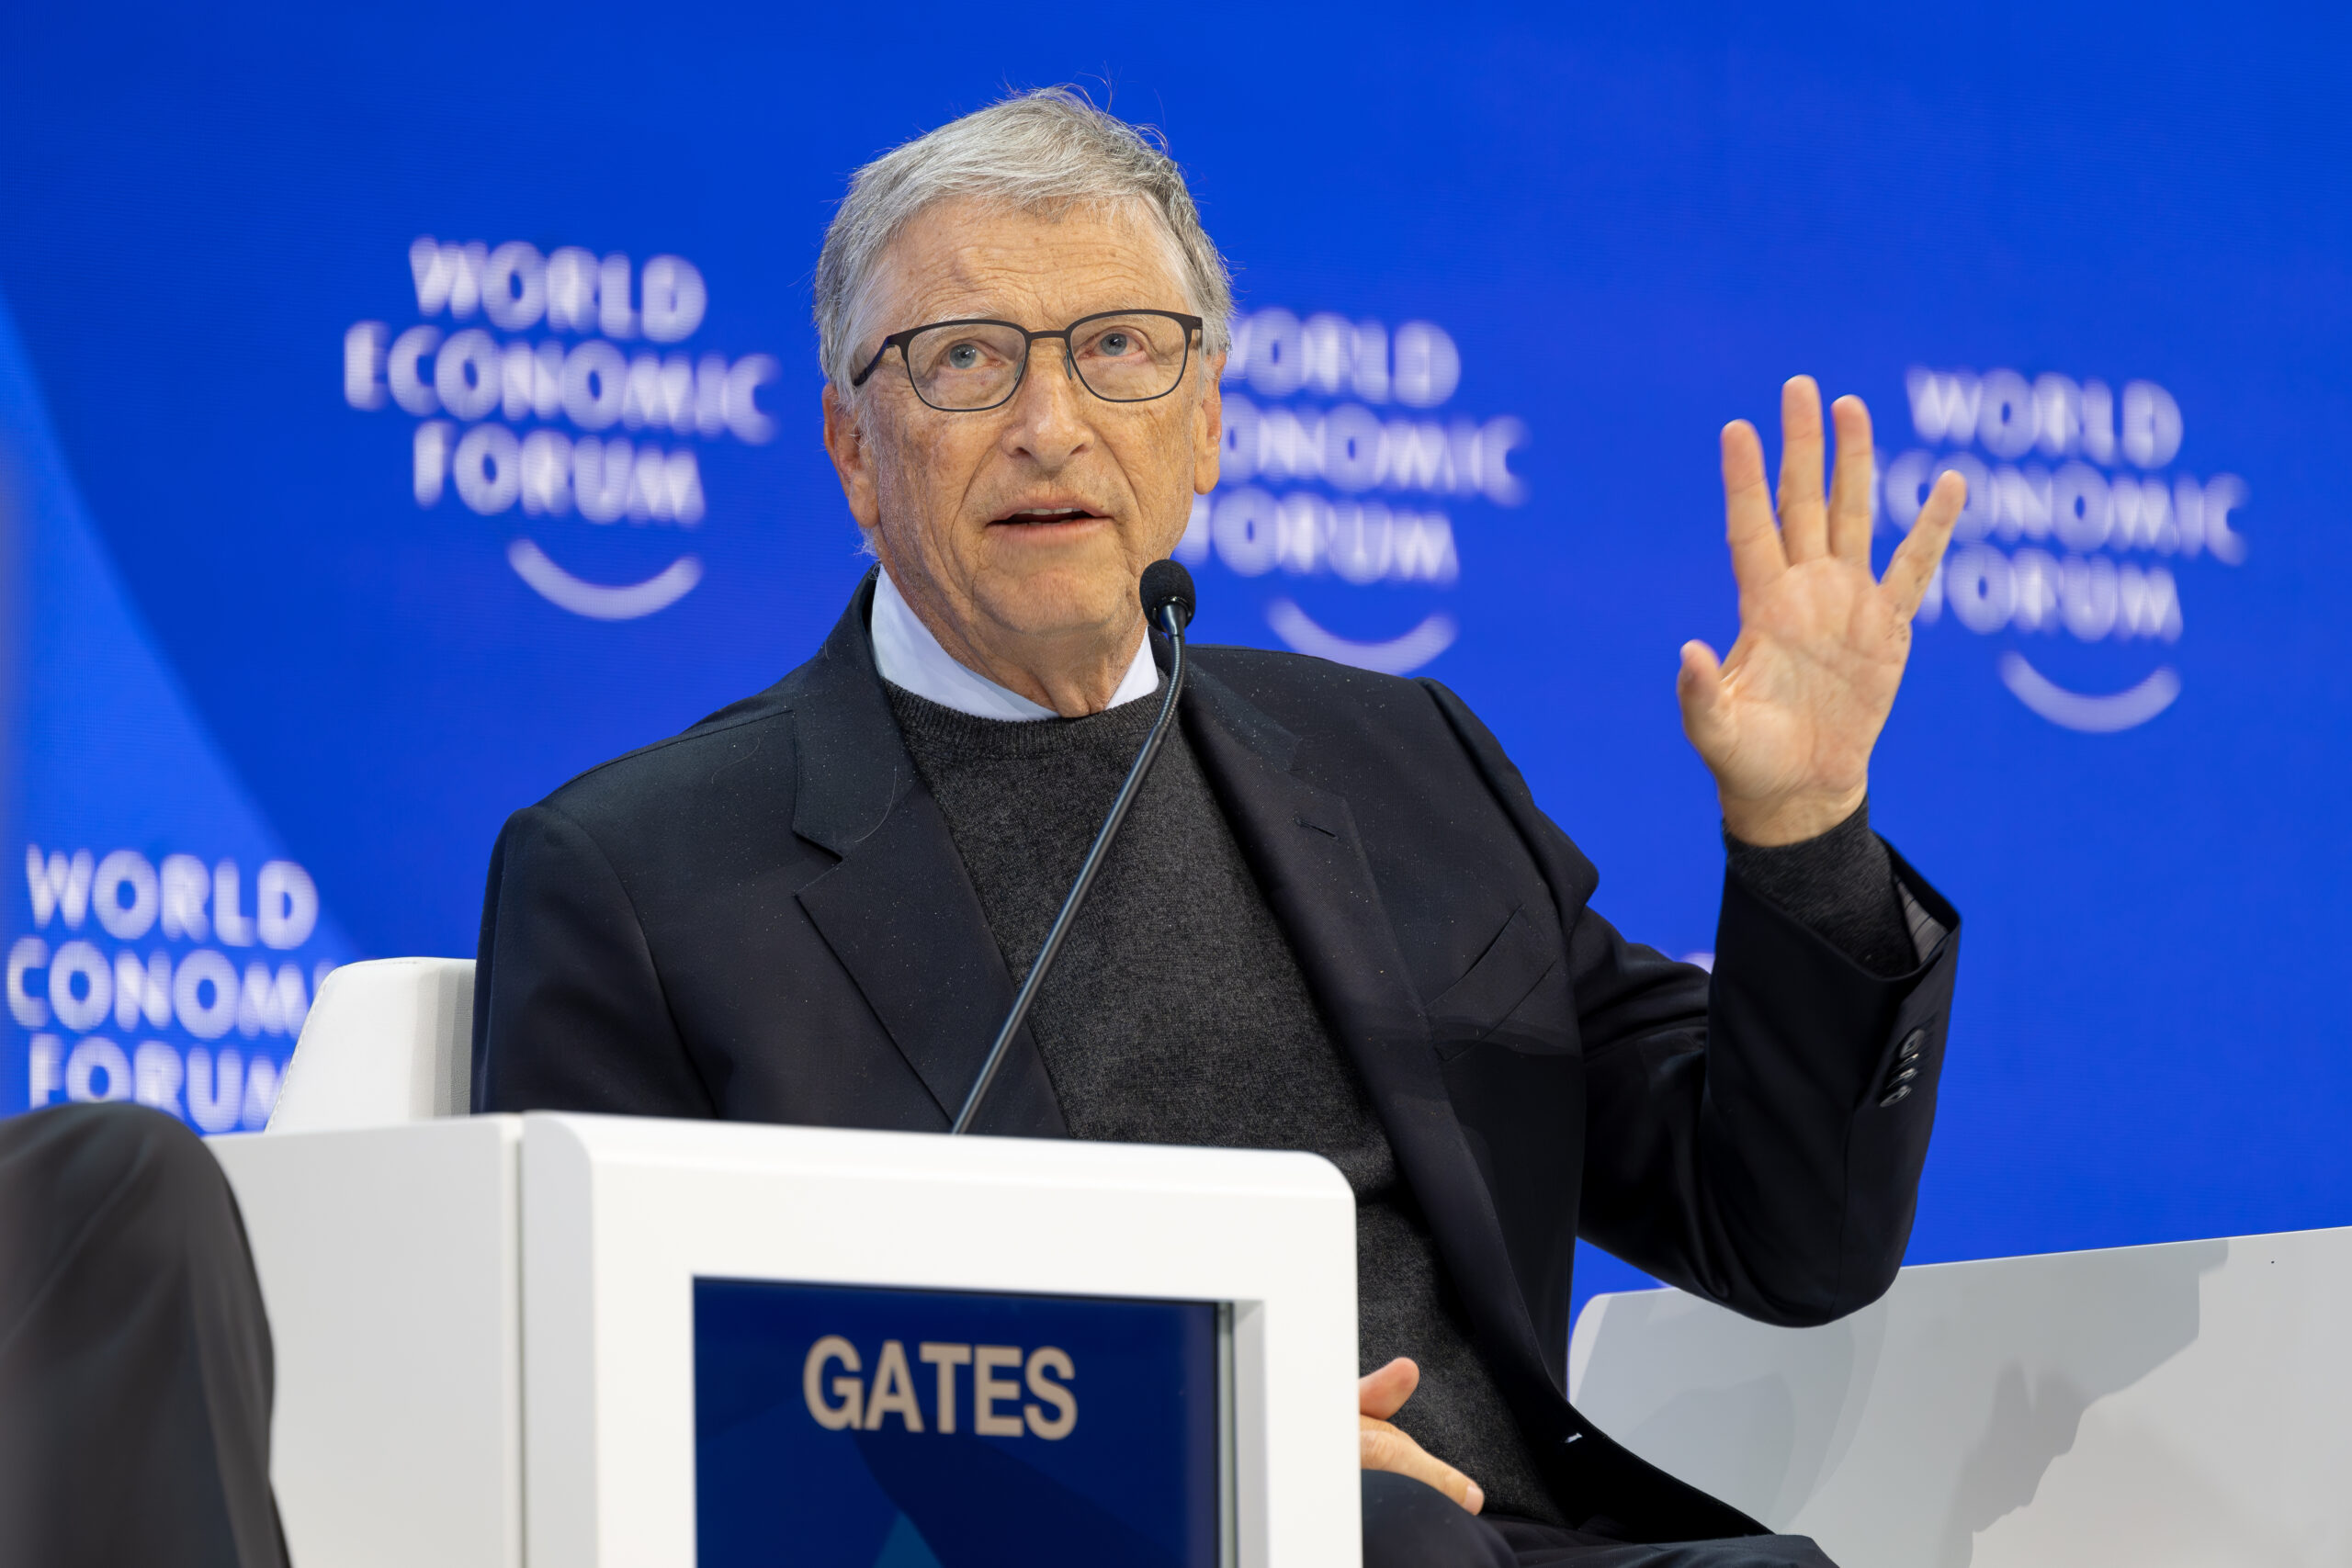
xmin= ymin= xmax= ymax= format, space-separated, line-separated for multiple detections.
xmin=854 ymin=197 xmax=1193 ymax=351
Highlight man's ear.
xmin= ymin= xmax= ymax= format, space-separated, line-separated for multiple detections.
xmin=1191 ymin=353 xmax=1226 ymax=495
xmin=821 ymin=383 xmax=882 ymax=530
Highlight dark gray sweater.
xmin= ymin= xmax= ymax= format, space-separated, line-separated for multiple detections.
xmin=885 ymin=679 xmax=1913 ymax=1524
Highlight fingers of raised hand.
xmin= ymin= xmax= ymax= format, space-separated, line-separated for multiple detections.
xmin=1720 ymin=419 xmax=1785 ymax=592
xmin=1776 ymin=377 xmax=1829 ymax=563
xmin=1883 ymin=469 xmax=1967 ymax=618
xmin=1826 ymin=394 xmax=1876 ymax=561
xmin=1359 ymin=1416 xmax=1487 ymax=1514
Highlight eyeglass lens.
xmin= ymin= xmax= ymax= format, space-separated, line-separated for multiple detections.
xmin=902 ymin=314 xmax=1191 ymax=410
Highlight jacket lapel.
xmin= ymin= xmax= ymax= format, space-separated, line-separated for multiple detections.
xmin=784 ymin=574 xmax=1067 ymax=1138
xmin=1179 ymin=666 xmax=1556 ymax=1386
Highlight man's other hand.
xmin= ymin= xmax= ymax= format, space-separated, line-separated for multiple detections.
xmin=1358 ymin=1357 xmax=1485 ymax=1514
xmin=1679 ymin=377 xmax=1965 ymax=845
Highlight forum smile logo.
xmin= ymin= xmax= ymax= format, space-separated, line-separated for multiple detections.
xmin=1884 ymin=367 xmax=2247 ymax=733
xmin=1183 ymin=309 xmax=1528 ymax=674
xmin=343 ymin=238 xmax=781 ymax=620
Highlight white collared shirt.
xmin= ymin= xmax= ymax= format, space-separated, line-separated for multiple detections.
xmin=869 ymin=566 xmax=1159 ymax=722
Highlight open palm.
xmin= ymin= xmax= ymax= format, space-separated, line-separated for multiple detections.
xmin=1678 ymin=378 xmax=1964 ymax=846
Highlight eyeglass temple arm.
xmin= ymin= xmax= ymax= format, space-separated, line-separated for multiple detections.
xmin=847 ymin=335 xmax=899 ymax=389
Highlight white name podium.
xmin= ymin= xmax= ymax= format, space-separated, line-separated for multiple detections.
xmin=207 ymin=964 xmax=1362 ymax=1568
xmin=211 ymin=1116 xmax=1359 ymax=1568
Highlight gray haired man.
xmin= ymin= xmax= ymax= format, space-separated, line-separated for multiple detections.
xmin=475 ymin=87 xmax=1968 ymax=1567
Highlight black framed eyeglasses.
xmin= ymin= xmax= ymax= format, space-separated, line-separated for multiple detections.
xmin=848 ymin=310 xmax=1204 ymax=412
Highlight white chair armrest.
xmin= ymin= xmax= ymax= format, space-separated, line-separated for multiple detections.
xmin=269 ymin=957 xmax=476 ymax=1130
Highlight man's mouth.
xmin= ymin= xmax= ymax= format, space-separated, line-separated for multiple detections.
xmin=993 ymin=505 xmax=1106 ymax=525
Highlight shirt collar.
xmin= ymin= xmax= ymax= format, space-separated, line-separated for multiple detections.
xmin=870 ymin=565 xmax=1159 ymax=723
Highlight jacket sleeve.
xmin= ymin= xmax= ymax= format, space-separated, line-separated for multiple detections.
xmin=470 ymin=803 xmax=718 ymax=1118
xmin=1421 ymin=680 xmax=1961 ymax=1327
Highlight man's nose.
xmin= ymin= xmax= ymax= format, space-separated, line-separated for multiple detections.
xmin=998 ymin=340 xmax=1092 ymax=467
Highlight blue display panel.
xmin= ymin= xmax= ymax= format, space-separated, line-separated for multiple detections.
xmin=0 ymin=3 xmax=2346 ymax=1323
xmin=694 ymin=1278 xmax=1224 ymax=1568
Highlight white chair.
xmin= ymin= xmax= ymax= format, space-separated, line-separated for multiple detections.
xmin=1568 ymin=1231 xmax=2352 ymax=1566
xmin=267 ymin=956 xmax=474 ymax=1131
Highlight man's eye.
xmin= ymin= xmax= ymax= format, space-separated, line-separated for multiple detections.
xmin=946 ymin=344 xmax=982 ymax=369
xmin=1097 ymin=333 xmax=1133 ymax=356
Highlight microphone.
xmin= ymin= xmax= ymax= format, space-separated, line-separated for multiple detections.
xmin=950 ymin=560 xmax=1197 ymax=1134
xmin=1137 ymin=557 xmax=1195 ymax=638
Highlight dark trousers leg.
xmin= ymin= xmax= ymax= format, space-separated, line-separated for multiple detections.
xmin=1363 ymin=1470 xmax=1518 ymax=1568
xmin=1363 ymin=1472 xmax=1838 ymax=1568
xmin=0 ymin=1103 xmax=287 ymax=1568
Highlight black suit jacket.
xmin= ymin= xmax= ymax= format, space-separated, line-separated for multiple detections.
xmin=473 ymin=572 xmax=1960 ymax=1541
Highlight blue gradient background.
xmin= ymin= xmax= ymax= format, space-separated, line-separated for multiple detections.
xmin=1 ymin=3 xmax=2345 ymax=1322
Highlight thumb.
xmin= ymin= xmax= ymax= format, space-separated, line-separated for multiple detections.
xmin=1677 ymin=640 xmax=1730 ymax=748
xmin=1358 ymin=1358 xmax=1419 ymax=1421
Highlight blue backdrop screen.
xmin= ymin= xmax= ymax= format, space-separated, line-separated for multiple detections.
xmin=1 ymin=3 xmax=2345 ymax=1315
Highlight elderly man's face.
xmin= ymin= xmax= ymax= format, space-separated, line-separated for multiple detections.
xmin=822 ymin=198 xmax=1222 ymax=668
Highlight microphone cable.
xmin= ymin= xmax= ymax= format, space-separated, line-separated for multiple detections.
xmin=950 ymin=559 xmax=1198 ymax=1134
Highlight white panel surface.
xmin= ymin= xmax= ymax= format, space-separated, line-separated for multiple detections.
xmin=209 ymin=1116 xmax=524 ymax=1568
xmin=1566 ymin=1227 xmax=2352 ymax=1567
xmin=520 ymin=1112 xmax=1362 ymax=1568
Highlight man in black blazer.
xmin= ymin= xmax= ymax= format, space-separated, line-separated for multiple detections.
xmin=475 ymin=89 xmax=1965 ymax=1567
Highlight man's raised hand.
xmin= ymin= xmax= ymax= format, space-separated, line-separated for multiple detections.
xmin=1677 ymin=377 xmax=1965 ymax=846
xmin=1358 ymin=1358 xmax=1485 ymax=1514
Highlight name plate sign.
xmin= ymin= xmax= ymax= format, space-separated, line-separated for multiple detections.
xmin=695 ymin=1277 xmax=1227 ymax=1568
